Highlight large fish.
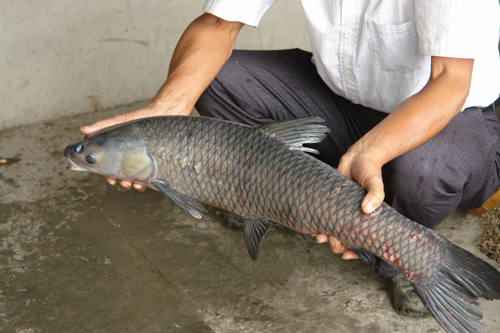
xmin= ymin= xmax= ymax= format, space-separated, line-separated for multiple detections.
xmin=64 ymin=116 xmax=500 ymax=333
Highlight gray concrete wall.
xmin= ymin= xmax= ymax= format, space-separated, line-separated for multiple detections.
xmin=0 ymin=0 xmax=309 ymax=130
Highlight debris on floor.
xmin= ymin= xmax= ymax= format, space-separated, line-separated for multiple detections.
xmin=478 ymin=207 xmax=500 ymax=263
xmin=0 ymin=157 xmax=20 ymax=165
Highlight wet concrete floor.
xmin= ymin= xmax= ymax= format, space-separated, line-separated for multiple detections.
xmin=0 ymin=101 xmax=499 ymax=332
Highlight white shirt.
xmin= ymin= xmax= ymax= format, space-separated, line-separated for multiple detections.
xmin=204 ymin=0 xmax=500 ymax=113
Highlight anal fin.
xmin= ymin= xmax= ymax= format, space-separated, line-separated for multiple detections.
xmin=350 ymin=247 xmax=377 ymax=267
xmin=243 ymin=217 xmax=274 ymax=260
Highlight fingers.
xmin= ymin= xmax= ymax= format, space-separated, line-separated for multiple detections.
xmin=80 ymin=112 xmax=142 ymax=136
xmin=119 ymin=180 xmax=133 ymax=190
xmin=80 ymin=115 xmax=121 ymax=136
xmin=315 ymin=234 xmax=328 ymax=243
xmin=337 ymin=149 xmax=385 ymax=214
xmin=341 ymin=250 xmax=359 ymax=260
xmin=106 ymin=177 xmax=117 ymax=185
xmin=80 ymin=107 xmax=160 ymax=136
xmin=119 ymin=180 xmax=146 ymax=191
xmin=105 ymin=177 xmax=146 ymax=192
xmin=327 ymin=236 xmax=348 ymax=254
xmin=315 ymin=235 xmax=359 ymax=260
xmin=360 ymin=175 xmax=385 ymax=214
xmin=133 ymin=183 xmax=146 ymax=192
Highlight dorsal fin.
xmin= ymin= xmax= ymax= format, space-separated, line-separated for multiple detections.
xmin=259 ymin=117 xmax=330 ymax=154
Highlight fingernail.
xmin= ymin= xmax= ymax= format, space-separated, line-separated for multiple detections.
xmin=343 ymin=252 xmax=357 ymax=260
xmin=363 ymin=201 xmax=374 ymax=214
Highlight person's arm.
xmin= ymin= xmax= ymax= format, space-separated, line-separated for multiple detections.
xmin=80 ymin=13 xmax=244 ymax=190
xmin=319 ymin=56 xmax=474 ymax=259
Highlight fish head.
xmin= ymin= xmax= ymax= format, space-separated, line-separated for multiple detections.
xmin=64 ymin=124 xmax=157 ymax=186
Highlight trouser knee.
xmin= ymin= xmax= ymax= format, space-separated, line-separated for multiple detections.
xmin=196 ymin=60 xmax=275 ymax=125
xmin=383 ymin=153 xmax=464 ymax=229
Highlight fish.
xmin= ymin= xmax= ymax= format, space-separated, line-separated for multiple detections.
xmin=64 ymin=116 xmax=500 ymax=333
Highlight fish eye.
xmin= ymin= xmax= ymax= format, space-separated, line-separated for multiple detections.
xmin=75 ymin=144 xmax=83 ymax=154
xmin=86 ymin=155 xmax=96 ymax=164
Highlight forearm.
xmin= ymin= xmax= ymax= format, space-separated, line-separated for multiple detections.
xmin=353 ymin=57 xmax=473 ymax=169
xmin=336 ymin=57 xmax=474 ymax=214
xmin=150 ymin=13 xmax=244 ymax=115
xmin=80 ymin=14 xmax=243 ymax=147
xmin=79 ymin=14 xmax=243 ymax=190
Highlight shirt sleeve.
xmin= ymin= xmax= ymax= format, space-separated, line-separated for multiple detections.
xmin=203 ymin=0 xmax=277 ymax=27
xmin=415 ymin=0 xmax=500 ymax=59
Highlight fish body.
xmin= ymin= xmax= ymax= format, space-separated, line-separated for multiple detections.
xmin=65 ymin=116 xmax=500 ymax=333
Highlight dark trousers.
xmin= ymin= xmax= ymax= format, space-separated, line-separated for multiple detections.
xmin=195 ymin=49 xmax=500 ymax=277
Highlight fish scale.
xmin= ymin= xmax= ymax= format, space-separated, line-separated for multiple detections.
xmin=65 ymin=116 xmax=500 ymax=333
xmin=142 ymin=117 xmax=444 ymax=281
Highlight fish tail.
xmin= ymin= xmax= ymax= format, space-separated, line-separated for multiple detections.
xmin=412 ymin=238 xmax=500 ymax=333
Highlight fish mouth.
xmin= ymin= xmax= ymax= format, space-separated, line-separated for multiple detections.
xmin=66 ymin=157 xmax=88 ymax=172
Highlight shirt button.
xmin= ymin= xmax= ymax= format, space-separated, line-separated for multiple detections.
xmin=344 ymin=70 xmax=352 ymax=77
xmin=345 ymin=29 xmax=352 ymax=35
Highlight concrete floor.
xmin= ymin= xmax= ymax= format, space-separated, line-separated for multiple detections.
xmin=1 ymin=101 xmax=499 ymax=333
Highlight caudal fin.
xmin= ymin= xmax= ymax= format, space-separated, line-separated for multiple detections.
xmin=412 ymin=239 xmax=500 ymax=333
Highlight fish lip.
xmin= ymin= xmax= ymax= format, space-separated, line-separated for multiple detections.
xmin=66 ymin=157 xmax=88 ymax=172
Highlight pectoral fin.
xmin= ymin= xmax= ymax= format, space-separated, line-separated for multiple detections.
xmin=243 ymin=217 xmax=274 ymax=260
xmin=152 ymin=180 xmax=206 ymax=221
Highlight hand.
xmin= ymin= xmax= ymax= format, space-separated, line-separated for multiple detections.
xmin=80 ymin=101 xmax=191 ymax=191
xmin=315 ymin=57 xmax=473 ymax=260
xmin=80 ymin=102 xmax=186 ymax=136
xmin=77 ymin=13 xmax=244 ymax=192
xmin=315 ymin=234 xmax=359 ymax=260
xmin=314 ymin=138 xmax=386 ymax=260
xmin=337 ymin=140 xmax=385 ymax=215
